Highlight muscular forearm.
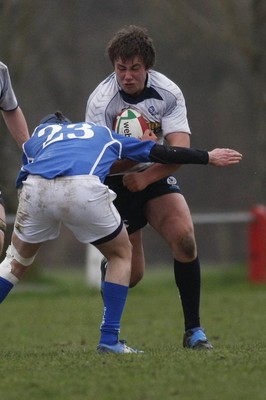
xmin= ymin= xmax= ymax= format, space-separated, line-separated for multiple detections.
xmin=141 ymin=131 xmax=190 ymax=184
xmin=124 ymin=145 xmax=208 ymax=191
xmin=2 ymin=107 xmax=29 ymax=149
xmin=138 ymin=162 xmax=182 ymax=185
xmin=109 ymin=159 xmax=139 ymax=174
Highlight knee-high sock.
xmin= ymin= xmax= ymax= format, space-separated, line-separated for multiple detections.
xmin=99 ymin=281 xmax=128 ymax=345
xmin=174 ymin=257 xmax=201 ymax=331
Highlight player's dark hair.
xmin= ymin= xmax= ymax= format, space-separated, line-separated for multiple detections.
xmin=55 ymin=111 xmax=64 ymax=121
xmin=106 ymin=25 xmax=156 ymax=69
xmin=39 ymin=111 xmax=72 ymax=125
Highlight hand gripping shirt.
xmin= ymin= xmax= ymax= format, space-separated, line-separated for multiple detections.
xmin=0 ymin=62 xmax=18 ymax=111
xmin=85 ymin=70 xmax=191 ymax=173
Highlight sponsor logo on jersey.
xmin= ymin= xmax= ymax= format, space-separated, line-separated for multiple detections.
xmin=148 ymin=106 xmax=159 ymax=117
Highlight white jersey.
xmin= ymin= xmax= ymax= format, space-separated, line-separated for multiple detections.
xmin=86 ymin=70 xmax=191 ymax=173
xmin=86 ymin=70 xmax=191 ymax=138
xmin=0 ymin=61 xmax=18 ymax=111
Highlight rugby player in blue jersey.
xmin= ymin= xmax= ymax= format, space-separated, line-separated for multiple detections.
xmin=0 ymin=111 xmax=241 ymax=353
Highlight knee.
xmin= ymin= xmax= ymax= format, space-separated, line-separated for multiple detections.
xmin=175 ymin=230 xmax=197 ymax=260
xmin=115 ymin=238 xmax=133 ymax=260
xmin=0 ymin=243 xmax=36 ymax=282
xmin=128 ymin=236 xmax=145 ymax=287
xmin=129 ymin=269 xmax=144 ymax=288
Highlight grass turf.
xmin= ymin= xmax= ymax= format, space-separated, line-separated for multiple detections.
xmin=0 ymin=265 xmax=266 ymax=400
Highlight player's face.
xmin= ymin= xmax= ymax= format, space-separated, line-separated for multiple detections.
xmin=114 ymin=57 xmax=148 ymax=97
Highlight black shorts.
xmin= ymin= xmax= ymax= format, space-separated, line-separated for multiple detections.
xmin=104 ymin=175 xmax=181 ymax=234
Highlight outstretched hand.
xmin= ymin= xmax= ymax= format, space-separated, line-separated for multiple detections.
xmin=208 ymin=148 xmax=243 ymax=166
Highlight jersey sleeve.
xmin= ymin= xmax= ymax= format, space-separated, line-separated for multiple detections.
xmin=0 ymin=62 xmax=18 ymax=111
xmin=117 ymin=134 xmax=155 ymax=163
xmin=161 ymin=87 xmax=191 ymax=136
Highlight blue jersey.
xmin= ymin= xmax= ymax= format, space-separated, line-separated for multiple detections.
xmin=16 ymin=122 xmax=155 ymax=188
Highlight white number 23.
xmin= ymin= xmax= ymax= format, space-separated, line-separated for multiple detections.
xmin=38 ymin=123 xmax=95 ymax=148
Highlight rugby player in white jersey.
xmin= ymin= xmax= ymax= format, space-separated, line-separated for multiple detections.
xmin=0 ymin=111 xmax=241 ymax=353
xmin=86 ymin=25 xmax=238 ymax=350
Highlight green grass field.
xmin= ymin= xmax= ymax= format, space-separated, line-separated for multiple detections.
xmin=1 ymin=265 xmax=266 ymax=400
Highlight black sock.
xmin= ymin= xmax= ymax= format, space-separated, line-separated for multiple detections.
xmin=174 ymin=257 xmax=201 ymax=331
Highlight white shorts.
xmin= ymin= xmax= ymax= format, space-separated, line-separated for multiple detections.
xmin=14 ymin=175 xmax=122 ymax=244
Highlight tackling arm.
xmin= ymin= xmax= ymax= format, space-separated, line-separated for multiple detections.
xmin=149 ymin=144 xmax=242 ymax=167
xmin=149 ymin=144 xmax=209 ymax=165
xmin=123 ymin=143 xmax=242 ymax=192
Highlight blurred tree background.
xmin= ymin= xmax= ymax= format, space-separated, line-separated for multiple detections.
xmin=0 ymin=0 xmax=265 ymax=267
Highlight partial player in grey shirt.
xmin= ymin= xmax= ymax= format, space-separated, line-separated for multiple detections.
xmin=0 ymin=61 xmax=29 ymax=149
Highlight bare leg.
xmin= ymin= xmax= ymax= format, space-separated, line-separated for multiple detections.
xmin=128 ymin=229 xmax=145 ymax=287
xmin=95 ymin=225 xmax=132 ymax=286
xmin=94 ymin=226 xmax=143 ymax=352
xmin=145 ymin=193 xmax=212 ymax=349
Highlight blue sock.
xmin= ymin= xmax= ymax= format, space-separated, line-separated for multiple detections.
xmin=0 ymin=277 xmax=14 ymax=304
xmin=100 ymin=281 xmax=128 ymax=345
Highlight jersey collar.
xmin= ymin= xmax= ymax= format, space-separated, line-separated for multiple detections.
xmin=118 ymin=72 xmax=163 ymax=104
